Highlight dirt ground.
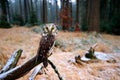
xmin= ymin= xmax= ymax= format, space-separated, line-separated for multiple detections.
xmin=0 ymin=26 xmax=120 ymax=80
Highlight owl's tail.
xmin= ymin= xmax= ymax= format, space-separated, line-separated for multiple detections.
xmin=43 ymin=58 xmax=48 ymax=68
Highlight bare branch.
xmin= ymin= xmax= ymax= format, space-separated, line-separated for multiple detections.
xmin=48 ymin=60 xmax=63 ymax=80
xmin=0 ymin=49 xmax=23 ymax=74
xmin=29 ymin=65 xmax=43 ymax=80
xmin=0 ymin=55 xmax=43 ymax=80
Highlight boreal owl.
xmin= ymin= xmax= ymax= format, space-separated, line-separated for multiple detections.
xmin=37 ymin=23 xmax=57 ymax=68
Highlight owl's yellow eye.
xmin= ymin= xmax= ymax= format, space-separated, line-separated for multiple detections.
xmin=51 ymin=27 xmax=54 ymax=31
xmin=46 ymin=26 xmax=49 ymax=30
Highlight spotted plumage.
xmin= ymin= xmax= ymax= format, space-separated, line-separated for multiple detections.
xmin=37 ymin=23 xmax=57 ymax=68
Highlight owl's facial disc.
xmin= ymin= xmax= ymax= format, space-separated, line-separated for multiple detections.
xmin=43 ymin=23 xmax=57 ymax=36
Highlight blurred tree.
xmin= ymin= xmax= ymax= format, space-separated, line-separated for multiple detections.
xmin=110 ymin=0 xmax=120 ymax=35
xmin=15 ymin=0 xmax=24 ymax=25
xmin=60 ymin=0 xmax=72 ymax=31
xmin=87 ymin=0 xmax=100 ymax=32
xmin=19 ymin=0 xmax=23 ymax=21
xmin=75 ymin=0 xmax=80 ymax=31
xmin=55 ymin=0 xmax=59 ymax=23
xmin=80 ymin=0 xmax=88 ymax=31
xmin=42 ymin=0 xmax=47 ymax=23
xmin=0 ymin=0 xmax=119 ymax=34
xmin=28 ymin=0 xmax=37 ymax=25
xmin=100 ymin=0 xmax=120 ymax=35
xmin=24 ymin=0 xmax=29 ymax=23
xmin=0 ymin=0 xmax=11 ymax=28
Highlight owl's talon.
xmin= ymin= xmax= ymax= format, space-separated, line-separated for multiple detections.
xmin=41 ymin=67 xmax=48 ymax=75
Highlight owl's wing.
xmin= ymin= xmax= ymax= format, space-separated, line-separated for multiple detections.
xmin=37 ymin=35 xmax=55 ymax=57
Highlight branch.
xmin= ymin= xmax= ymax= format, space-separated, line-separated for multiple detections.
xmin=29 ymin=65 xmax=43 ymax=80
xmin=0 ymin=49 xmax=23 ymax=74
xmin=29 ymin=60 xmax=63 ymax=80
xmin=0 ymin=55 xmax=43 ymax=80
xmin=48 ymin=60 xmax=63 ymax=80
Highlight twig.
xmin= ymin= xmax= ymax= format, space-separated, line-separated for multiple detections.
xmin=0 ymin=49 xmax=23 ymax=74
xmin=29 ymin=65 xmax=43 ymax=80
xmin=48 ymin=60 xmax=63 ymax=80
xmin=92 ymin=43 xmax=98 ymax=48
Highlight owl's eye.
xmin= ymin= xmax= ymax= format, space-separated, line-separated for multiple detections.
xmin=51 ymin=27 xmax=54 ymax=31
xmin=46 ymin=26 xmax=49 ymax=30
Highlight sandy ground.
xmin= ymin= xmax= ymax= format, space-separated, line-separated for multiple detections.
xmin=0 ymin=26 xmax=120 ymax=80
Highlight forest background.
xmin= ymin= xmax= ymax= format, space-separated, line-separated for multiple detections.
xmin=0 ymin=0 xmax=120 ymax=35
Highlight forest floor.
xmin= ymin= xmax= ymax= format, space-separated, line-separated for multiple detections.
xmin=0 ymin=26 xmax=120 ymax=80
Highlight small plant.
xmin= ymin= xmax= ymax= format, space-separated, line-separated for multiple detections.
xmin=55 ymin=40 xmax=64 ymax=48
xmin=32 ymin=27 xmax=42 ymax=33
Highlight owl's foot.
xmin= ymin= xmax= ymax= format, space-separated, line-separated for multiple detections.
xmin=44 ymin=68 xmax=48 ymax=75
xmin=42 ymin=59 xmax=48 ymax=75
xmin=41 ymin=67 xmax=48 ymax=75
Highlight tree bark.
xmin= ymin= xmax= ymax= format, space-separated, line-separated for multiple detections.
xmin=87 ymin=0 xmax=100 ymax=32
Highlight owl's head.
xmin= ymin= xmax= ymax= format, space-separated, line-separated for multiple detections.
xmin=43 ymin=23 xmax=57 ymax=36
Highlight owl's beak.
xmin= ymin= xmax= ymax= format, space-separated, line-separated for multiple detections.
xmin=49 ymin=31 xmax=52 ymax=35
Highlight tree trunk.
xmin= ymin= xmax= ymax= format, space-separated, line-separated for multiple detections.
xmin=0 ymin=0 xmax=7 ymax=21
xmin=0 ymin=0 xmax=10 ymax=28
xmin=55 ymin=0 xmax=58 ymax=23
xmin=76 ymin=0 xmax=79 ymax=23
xmin=19 ymin=0 xmax=24 ymax=25
xmin=19 ymin=0 xmax=22 ymax=16
xmin=60 ymin=0 xmax=72 ymax=31
xmin=30 ymin=0 xmax=33 ymax=11
xmin=24 ymin=0 xmax=28 ymax=23
xmin=43 ymin=0 xmax=47 ymax=23
xmin=87 ymin=0 xmax=100 ymax=32
xmin=75 ymin=0 xmax=80 ymax=31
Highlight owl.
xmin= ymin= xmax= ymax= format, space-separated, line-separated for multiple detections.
xmin=37 ymin=23 xmax=57 ymax=68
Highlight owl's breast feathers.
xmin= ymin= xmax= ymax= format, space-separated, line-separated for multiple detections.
xmin=37 ymin=35 xmax=55 ymax=58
